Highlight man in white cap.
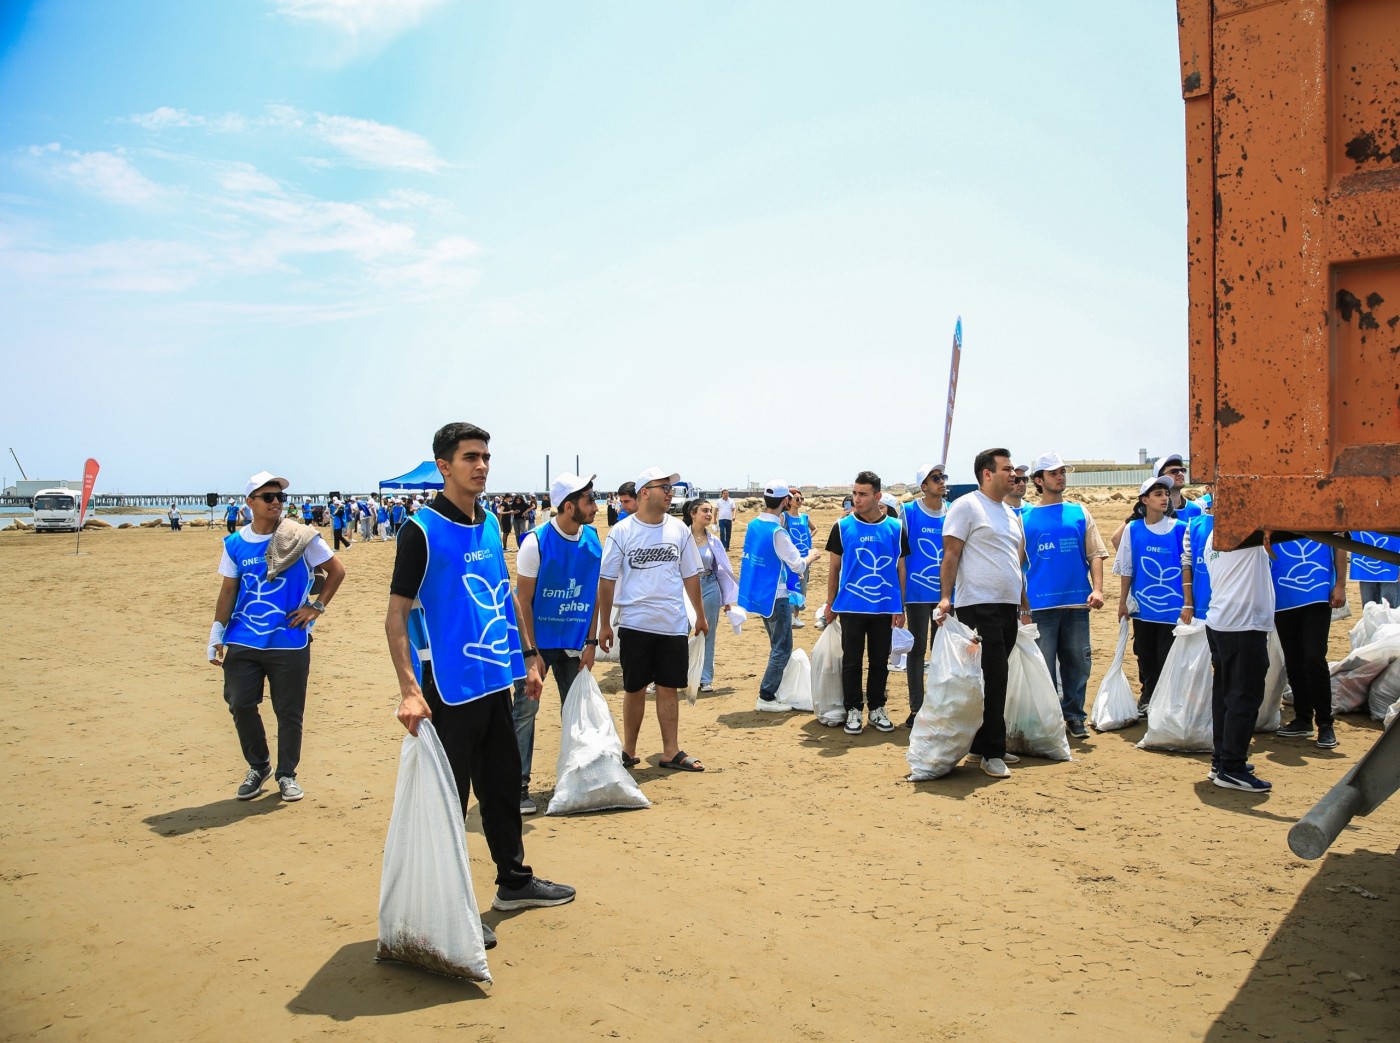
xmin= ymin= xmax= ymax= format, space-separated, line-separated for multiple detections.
xmin=737 ymin=480 xmax=809 ymax=707
xmin=1024 ymin=452 xmax=1109 ymax=738
xmin=1155 ymin=453 xmax=1202 ymax=519
xmin=1004 ymin=463 xmax=1033 ymax=521
xmin=511 ymin=472 xmax=602 ymax=813
xmin=596 ymin=467 xmax=709 ymax=771
xmin=208 ymin=471 xmax=345 ymax=802
xmin=900 ymin=463 xmax=949 ymax=727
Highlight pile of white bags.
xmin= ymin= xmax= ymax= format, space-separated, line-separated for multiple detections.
xmin=548 ymin=671 xmax=650 ymax=816
xmin=1331 ymin=622 xmax=1400 ymax=716
xmin=1138 ymin=620 xmax=1214 ymax=752
xmin=377 ymin=721 xmax=491 ymax=982
xmin=756 ymin=649 xmax=814 ymax=712
xmin=907 ymin=617 xmax=985 ymax=780
xmin=1349 ymin=600 xmax=1400 ymax=650
xmin=811 ymin=618 xmax=846 ymax=726
xmin=1004 ymin=625 xmax=1072 ymax=761
xmin=1091 ymin=618 xmax=1140 ymax=732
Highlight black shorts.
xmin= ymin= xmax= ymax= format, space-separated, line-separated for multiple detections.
xmin=619 ymin=627 xmax=689 ymax=692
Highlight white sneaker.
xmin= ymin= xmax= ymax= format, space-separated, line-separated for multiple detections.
xmin=792 ymin=617 xmax=805 ymax=629
xmin=869 ymin=707 xmax=896 ymax=732
xmin=844 ymin=708 xmax=864 ymax=734
xmin=1002 ymin=752 xmax=1021 ymax=764
xmin=981 ymin=757 xmax=1011 ymax=779
xmin=813 ymin=617 xmax=826 ymax=630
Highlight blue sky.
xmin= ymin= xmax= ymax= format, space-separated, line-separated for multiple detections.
xmin=1 ymin=0 xmax=1188 ymax=495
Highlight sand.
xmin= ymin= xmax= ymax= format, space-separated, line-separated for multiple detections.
xmin=1 ymin=503 xmax=1396 ymax=1042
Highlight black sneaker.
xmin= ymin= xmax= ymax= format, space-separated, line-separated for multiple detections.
xmin=492 ymin=877 xmax=576 ymax=911
xmin=1137 ymin=698 xmax=1150 ymax=719
xmin=903 ymin=712 xmax=917 ymax=729
xmin=1067 ymin=720 xmax=1089 ymax=739
xmin=1316 ymin=724 xmax=1338 ymax=749
xmin=1277 ymin=719 xmax=1314 ymax=738
xmin=519 ymin=781 xmax=537 ymax=815
xmin=1207 ymin=761 xmax=1253 ymax=781
xmin=236 ymin=765 xmax=272 ymax=800
xmin=1213 ymin=770 xmax=1272 ymax=792
xmin=481 ymin=920 xmax=497 ymax=950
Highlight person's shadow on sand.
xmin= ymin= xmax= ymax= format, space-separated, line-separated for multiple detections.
xmin=287 ymin=939 xmax=487 ymax=1019
xmin=142 ymin=796 xmax=287 ymax=836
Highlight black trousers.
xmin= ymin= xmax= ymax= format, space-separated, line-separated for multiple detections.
xmin=222 ymin=643 xmax=309 ymax=780
xmin=1206 ymin=628 xmax=1268 ymax=774
xmin=333 ymin=527 xmax=350 ymax=549
xmin=1274 ymin=602 xmax=1333 ymax=727
xmin=422 ymin=664 xmax=533 ymax=889
xmin=954 ymin=603 xmax=1018 ymax=760
xmin=839 ymin=612 xmax=893 ymax=710
xmin=1133 ymin=619 xmax=1178 ymax=702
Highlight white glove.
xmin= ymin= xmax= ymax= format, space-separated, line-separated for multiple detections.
xmin=208 ymin=621 xmax=226 ymax=662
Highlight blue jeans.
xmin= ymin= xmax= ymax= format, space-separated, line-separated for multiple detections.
xmin=1031 ymin=607 xmax=1092 ymax=724
xmin=700 ymin=572 xmax=721 ymax=685
xmin=759 ymin=597 xmax=793 ymax=699
xmin=510 ymin=649 xmax=580 ymax=782
xmin=1360 ymin=581 xmax=1400 ymax=609
xmin=718 ymin=519 xmax=732 ymax=550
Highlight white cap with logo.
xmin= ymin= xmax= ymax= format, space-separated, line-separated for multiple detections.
xmin=550 ymin=472 xmax=596 ymax=508
xmin=244 ymin=471 xmax=289 ymax=497
xmin=763 ymin=479 xmax=791 ymax=499
xmin=634 ymin=466 xmax=681 ymax=492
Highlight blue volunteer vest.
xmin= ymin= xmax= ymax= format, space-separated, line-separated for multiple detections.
xmin=377 ymin=505 xmax=388 ymax=524
xmin=1128 ymin=519 xmax=1187 ymax=624
xmin=1175 ymin=499 xmax=1203 ymax=521
xmin=391 ymin=505 xmax=405 ymax=525
xmin=225 ymin=504 xmax=238 ymax=522
xmin=223 ymin=530 xmax=315 ymax=650
xmin=412 ymin=507 xmax=525 ymax=705
xmin=530 ymin=522 xmax=602 ymax=650
xmin=738 ymin=517 xmax=790 ymax=616
xmin=901 ymin=501 xmax=946 ymax=605
xmin=1188 ymin=514 xmax=1214 ymax=621
xmin=1349 ymin=532 xmax=1400 ymax=583
xmin=832 ymin=514 xmax=903 ymax=614
xmin=301 ymin=504 xmax=313 ymax=522
xmin=1272 ymin=538 xmax=1335 ymax=611
xmin=1023 ymin=503 xmax=1092 ymax=611
xmin=784 ymin=514 xmax=812 ymax=594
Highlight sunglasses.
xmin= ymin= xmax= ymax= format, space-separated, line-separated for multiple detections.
xmin=1165 ymin=468 xmax=1187 ymax=477
xmin=927 ymin=474 xmax=946 ymax=482
xmin=255 ymin=492 xmax=288 ymax=504
xmin=1009 ymin=476 xmax=1028 ymax=485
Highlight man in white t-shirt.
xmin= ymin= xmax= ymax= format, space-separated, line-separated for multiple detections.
xmin=1201 ymin=531 xmax=1275 ymax=792
xmin=597 ymin=467 xmax=709 ymax=771
xmin=716 ymin=489 xmax=736 ymax=550
xmin=937 ymin=447 xmax=1028 ymax=780
xmin=208 ymin=471 xmax=345 ymax=802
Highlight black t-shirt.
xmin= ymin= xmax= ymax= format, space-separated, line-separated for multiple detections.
xmin=389 ymin=493 xmax=485 ymax=599
xmin=825 ymin=517 xmax=911 ymax=558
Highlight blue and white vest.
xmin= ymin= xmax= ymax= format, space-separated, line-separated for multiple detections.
xmin=901 ymin=501 xmax=945 ymax=605
xmin=377 ymin=505 xmax=388 ymax=524
xmin=225 ymin=503 xmax=238 ymax=522
xmin=301 ymin=503 xmax=313 ymax=522
xmin=1175 ymin=499 xmax=1203 ymax=521
xmin=1272 ymin=538 xmax=1335 ymax=611
xmin=783 ymin=514 xmax=812 ymax=594
xmin=738 ymin=517 xmax=790 ymax=616
xmin=1188 ymin=514 xmax=1214 ymax=621
xmin=1023 ymin=503 xmax=1092 ymax=611
xmin=391 ymin=504 xmax=405 ymax=524
xmin=1128 ymin=519 xmax=1187 ymax=624
xmin=412 ymin=507 xmax=525 ymax=705
xmin=832 ymin=514 xmax=903 ymax=614
xmin=530 ymin=522 xmax=602 ymax=650
xmin=1349 ymin=532 xmax=1400 ymax=583
xmin=223 ymin=530 xmax=315 ymax=650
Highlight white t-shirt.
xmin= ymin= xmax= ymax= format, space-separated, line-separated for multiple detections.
xmin=515 ymin=519 xmax=579 ymax=579
xmin=716 ymin=498 xmax=735 ymax=521
xmin=600 ymin=514 xmax=702 ymax=636
xmin=943 ymin=490 xmax=1024 ymax=605
xmin=1202 ymin=535 xmax=1275 ymax=632
xmin=218 ymin=525 xmax=334 ymax=578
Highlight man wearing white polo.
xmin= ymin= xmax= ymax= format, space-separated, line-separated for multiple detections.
xmin=716 ymin=489 xmax=736 ymax=551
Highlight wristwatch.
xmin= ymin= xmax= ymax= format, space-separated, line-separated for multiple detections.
xmin=307 ymin=599 xmax=326 ymax=612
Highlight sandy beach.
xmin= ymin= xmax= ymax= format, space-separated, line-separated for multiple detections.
xmin=2 ymin=501 xmax=1396 ymax=1042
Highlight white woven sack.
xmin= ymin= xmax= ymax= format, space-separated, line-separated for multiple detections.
xmin=811 ymin=617 xmax=846 ymax=725
xmin=1137 ymin=620 xmax=1214 ymax=752
xmin=1349 ymin=600 xmax=1400 ymax=651
xmin=1256 ymin=629 xmax=1287 ymax=732
xmin=776 ymin=649 xmax=813 ymax=712
xmin=548 ymin=671 xmax=649 ymax=816
xmin=1005 ymin=625 xmax=1072 ymax=761
xmin=1369 ymin=658 xmax=1400 ymax=721
xmin=907 ymin=616 xmax=985 ymax=781
xmin=1332 ymin=622 xmax=1400 ymax=714
xmin=377 ymin=721 xmax=491 ymax=982
xmin=685 ymin=635 xmax=705 ymax=706
xmin=1091 ymin=618 xmax=1139 ymax=732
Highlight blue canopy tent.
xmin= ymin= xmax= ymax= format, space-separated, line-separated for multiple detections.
xmin=379 ymin=461 xmax=444 ymax=492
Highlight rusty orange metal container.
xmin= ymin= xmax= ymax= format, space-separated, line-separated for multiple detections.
xmin=1178 ymin=0 xmax=1400 ymax=549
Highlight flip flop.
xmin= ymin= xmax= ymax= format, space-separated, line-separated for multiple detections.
xmin=659 ymin=750 xmax=704 ymax=772
xmin=622 ymin=753 xmax=641 ymax=768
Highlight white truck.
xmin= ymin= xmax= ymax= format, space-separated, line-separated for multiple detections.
xmin=31 ymin=487 xmax=84 ymax=532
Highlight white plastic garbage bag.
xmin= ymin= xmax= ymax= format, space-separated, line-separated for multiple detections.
xmin=1369 ymin=658 xmax=1400 ymax=721
xmin=1005 ymin=625 xmax=1072 ymax=761
xmin=907 ymin=616 xmax=985 ymax=781
xmin=1349 ymin=600 xmax=1400 ymax=651
xmin=1332 ymin=622 xmax=1400 ymax=713
xmin=776 ymin=649 xmax=813 ymax=711
xmin=1138 ymin=620 xmax=1214 ymax=752
xmin=547 ymin=671 xmax=650 ymax=816
xmin=1386 ymin=691 xmax=1400 ymax=731
xmin=685 ymin=635 xmax=705 ymax=706
xmin=596 ymin=606 xmax=623 ymax=663
xmin=726 ymin=607 xmax=747 ymax=634
xmin=1256 ymin=629 xmax=1287 ymax=732
xmin=890 ymin=627 xmax=914 ymax=656
xmin=377 ymin=721 xmax=491 ymax=982
xmin=811 ymin=617 xmax=846 ymax=726
xmin=1091 ymin=618 xmax=1140 ymax=732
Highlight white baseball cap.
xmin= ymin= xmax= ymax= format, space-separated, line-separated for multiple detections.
xmin=1031 ymin=452 xmax=1074 ymax=475
xmin=1155 ymin=453 xmax=1185 ymax=477
xmin=763 ymin=479 xmax=791 ymax=498
xmin=550 ymin=471 xmax=596 ymax=508
xmin=880 ymin=492 xmax=899 ymax=509
xmin=244 ymin=471 xmax=289 ymax=497
xmin=1013 ymin=462 xmax=1029 ymax=475
xmin=634 ymin=466 xmax=681 ymax=492
xmin=915 ymin=463 xmax=947 ymax=487
xmin=1139 ymin=474 xmax=1174 ymax=497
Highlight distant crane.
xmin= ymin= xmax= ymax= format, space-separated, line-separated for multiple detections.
xmin=9 ymin=448 xmax=28 ymax=480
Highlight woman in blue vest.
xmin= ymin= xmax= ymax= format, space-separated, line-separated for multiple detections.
xmin=1113 ymin=475 xmax=1192 ymax=715
xmin=783 ymin=489 xmax=818 ymax=628
xmin=685 ymin=497 xmax=738 ymax=693
xmin=1273 ymin=538 xmax=1346 ymax=748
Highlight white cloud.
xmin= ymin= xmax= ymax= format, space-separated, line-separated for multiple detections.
xmin=217 ymin=165 xmax=284 ymax=195
xmin=0 ymin=238 xmax=209 ymax=292
xmin=128 ymin=106 xmax=202 ymax=130
xmin=310 ymin=113 xmax=445 ymax=173
xmin=374 ymin=188 xmax=448 ymax=210
xmin=269 ymin=0 xmax=450 ymax=36
xmin=59 ymin=149 xmax=165 ymax=205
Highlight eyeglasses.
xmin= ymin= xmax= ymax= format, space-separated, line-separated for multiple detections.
xmin=644 ymin=483 xmax=674 ymax=493
xmin=255 ymin=492 xmax=287 ymax=504
xmin=1166 ymin=468 xmax=1187 ymax=477
xmin=927 ymin=474 xmax=946 ymax=482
